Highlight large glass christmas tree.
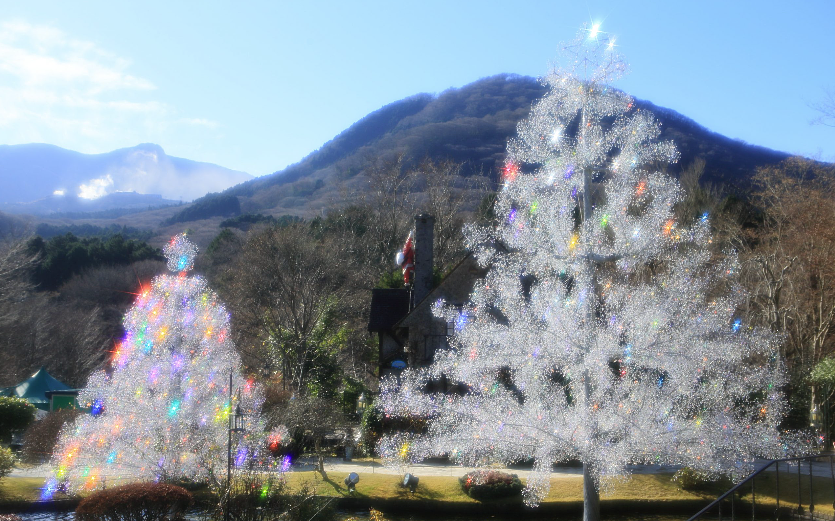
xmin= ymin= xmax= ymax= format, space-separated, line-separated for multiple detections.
xmin=49 ymin=234 xmax=262 ymax=494
xmin=377 ymin=26 xmax=789 ymax=521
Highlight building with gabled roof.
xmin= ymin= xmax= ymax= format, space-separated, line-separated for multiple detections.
xmin=368 ymin=214 xmax=488 ymax=380
xmin=1 ymin=367 xmax=78 ymax=414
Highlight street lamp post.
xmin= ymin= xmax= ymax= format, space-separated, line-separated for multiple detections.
xmin=356 ymin=393 xmax=367 ymax=417
xmin=225 ymin=371 xmax=246 ymax=521
xmin=811 ymin=404 xmax=821 ymax=434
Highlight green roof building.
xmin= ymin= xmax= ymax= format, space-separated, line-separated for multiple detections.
xmin=1 ymin=367 xmax=77 ymax=412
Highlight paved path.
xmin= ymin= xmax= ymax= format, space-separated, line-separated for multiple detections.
xmin=291 ymin=456 xmax=835 ymax=480
xmin=9 ymin=458 xmax=675 ymax=481
xmin=273 ymin=457 xmax=679 ymax=480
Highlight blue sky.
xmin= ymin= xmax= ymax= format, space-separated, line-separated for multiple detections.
xmin=0 ymin=1 xmax=832 ymax=177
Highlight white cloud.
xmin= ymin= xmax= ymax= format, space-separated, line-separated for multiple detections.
xmin=78 ymin=174 xmax=113 ymax=199
xmin=0 ymin=19 xmax=219 ymax=163
xmin=0 ymin=20 xmax=155 ymax=93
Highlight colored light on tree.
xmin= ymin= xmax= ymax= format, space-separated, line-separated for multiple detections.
xmin=50 ymin=233 xmax=263 ymax=493
xmin=377 ymin=25 xmax=793 ymax=521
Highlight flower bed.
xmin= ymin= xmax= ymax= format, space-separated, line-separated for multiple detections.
xmin=459 ymin=470 xmax=523 ymax=501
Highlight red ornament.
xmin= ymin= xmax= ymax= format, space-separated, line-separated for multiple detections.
xmin=395 ymin=231 xmax=415 ymax=285
xmin=503 ymin=161 xmax=519 ymax=183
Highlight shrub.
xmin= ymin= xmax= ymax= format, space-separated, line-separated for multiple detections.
xmin=75 ymin=482 xmax=193 ymax=521
xmin=22 ymin=409 xmax=81 ymax=464
xmin=359 ymin=402 xmax=383 ymax=456
xmin=167 ymin=476 xmax=208 ymax=492
xmin=672 ymin=467 xmax=735 ymax=494
xmin=459 ymin=469 xmax=523 ymax=500
xmin=0 ymin=446 xmax=16 ymax=480
xmin=0 ymin=397 xmax=36 ymax=444
xmin=218 ymin=472 xmax=334 ymax=521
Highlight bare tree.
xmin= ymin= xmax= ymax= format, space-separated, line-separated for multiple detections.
xmin=361 ymin=153 xmax=418 ymax=276
xmin=0 ymin=239 xmax=39 ymax=386
xmin=230 ymin=224 xmax=351 ymax=391
xmin=413 ymin=158 xmax=489 ymax=271
xmin=744 ymin=158 xmax=835 ymax=369
xmin=0 ymin=238 xmax=37 ymax=312
xmin=811 ymin=86 xmax=835 ymax=127
xmin=0 ymin=242 xmax=153 ymax=387
xmin=268 ymin=389 xmax=347 ymax=475
xmin=348 ymin=154 xmax=491 ymax=281
xmin=0 ymin=294 xmax=111 ymax=388
xmin=44 ymin=303 xmax=111 ymax=387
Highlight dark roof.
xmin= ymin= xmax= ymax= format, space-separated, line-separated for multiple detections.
xmin=367 ymin=288 xmax=411 ymax=332
xmin=396 ymin=252 xmax=488 ymax=328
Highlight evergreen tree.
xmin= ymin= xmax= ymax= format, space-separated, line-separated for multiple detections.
xmin=49 ymin=234 xmax=262 ymax=494
xmin=377 ymin=26 xmax=790 ymax=521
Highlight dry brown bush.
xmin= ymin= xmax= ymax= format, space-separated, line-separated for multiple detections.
xmin=21 ymin=409 xmax=81 ymax=464
xmin=75 ymin=482 xmax=193 ymax=521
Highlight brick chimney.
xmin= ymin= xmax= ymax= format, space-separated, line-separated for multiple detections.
xmin=412 ymin=214 xmax=434 ymax=307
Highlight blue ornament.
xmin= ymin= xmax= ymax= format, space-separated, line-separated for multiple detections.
xmin=455 ymin=311 xmax=468 ymax=331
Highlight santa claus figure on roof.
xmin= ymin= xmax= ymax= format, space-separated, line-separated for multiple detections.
xmin=395 ymin=230 xmax=414 ymax=285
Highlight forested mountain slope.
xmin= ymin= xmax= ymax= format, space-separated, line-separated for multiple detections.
xmin=189 ymin=74 xmax=791 ymax=220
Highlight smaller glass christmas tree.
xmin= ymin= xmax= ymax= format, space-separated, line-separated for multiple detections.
xmin=48 ymin=234 xmax=262 ymax=494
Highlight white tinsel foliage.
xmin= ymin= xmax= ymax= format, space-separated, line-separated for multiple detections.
xmin=378 ymin=29 xmax=791 ymax=506
xmin=49 ymin=234 xmax=263 ymax=493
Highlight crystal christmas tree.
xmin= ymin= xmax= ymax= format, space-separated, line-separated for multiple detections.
xmin=377 ymin=26 xmax=789 ymax=520
xmin=48 ymin=234 xmax=263 ymax=494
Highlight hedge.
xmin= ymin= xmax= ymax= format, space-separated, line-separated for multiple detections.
xmin=75 ymin=482 xmax=193 ymax=521
xmin=459 ymin=469 xmax=523 ymax=501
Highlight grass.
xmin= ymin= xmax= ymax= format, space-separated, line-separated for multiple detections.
xmin=5 ymin=467 xmax=833 ymax=515
xmin=704 ymin=470 xmax=835 ymax=516
xmin=3 ymin=471 xmax=702 ymax=507
xmin=0 ymin=477 xmax=61 ymax=503
xmin=287 ymin=472 xmax=473 ymax=503
xmin=282 ymin=469 xmax=835 ymax=513
xmin=281 ymin=471 xmax=707 ymax=504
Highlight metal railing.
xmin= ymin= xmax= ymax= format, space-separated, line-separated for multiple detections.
xmin=688 ymin=455 xmax=835 ymax=521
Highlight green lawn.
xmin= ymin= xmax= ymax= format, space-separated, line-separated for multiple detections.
xmin=1 ymin=472 xmax=702 ymax=507
xmin=285 ymin=469 xmax=835 ymax=513
xmin=283 ymin=471 xmax=707 ymax=503
xmin=4 ymin=469 xmax=831 ymax=514
xmin=0 ymin=477 xmax=60 ymax=503
xmin=709 ymin=470 xmax=835 ymax=516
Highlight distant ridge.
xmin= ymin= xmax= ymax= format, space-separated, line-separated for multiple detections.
xmin=14 ymin=75 xmax=806 ymax=227
xmin=0 ymin=143 xmax=252 ymax=214
xmin=3 ymin=190 xmax=181 ymax=217
xmin=196 ymin=74 xmax=793 ymax=219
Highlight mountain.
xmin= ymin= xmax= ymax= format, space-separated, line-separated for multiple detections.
xmin=0 ymin=143 xmax=252 ymax=214
xmin=2 ymin=191 xmax=181 ymax=217
xmin=189 ymin=74 xmax=792 ymax=220
xmin=20 ymin=75 xmax=804 ymax=232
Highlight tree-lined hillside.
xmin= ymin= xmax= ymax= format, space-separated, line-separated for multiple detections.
xmin=175 ymin=74 xmax=792 ymax=224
